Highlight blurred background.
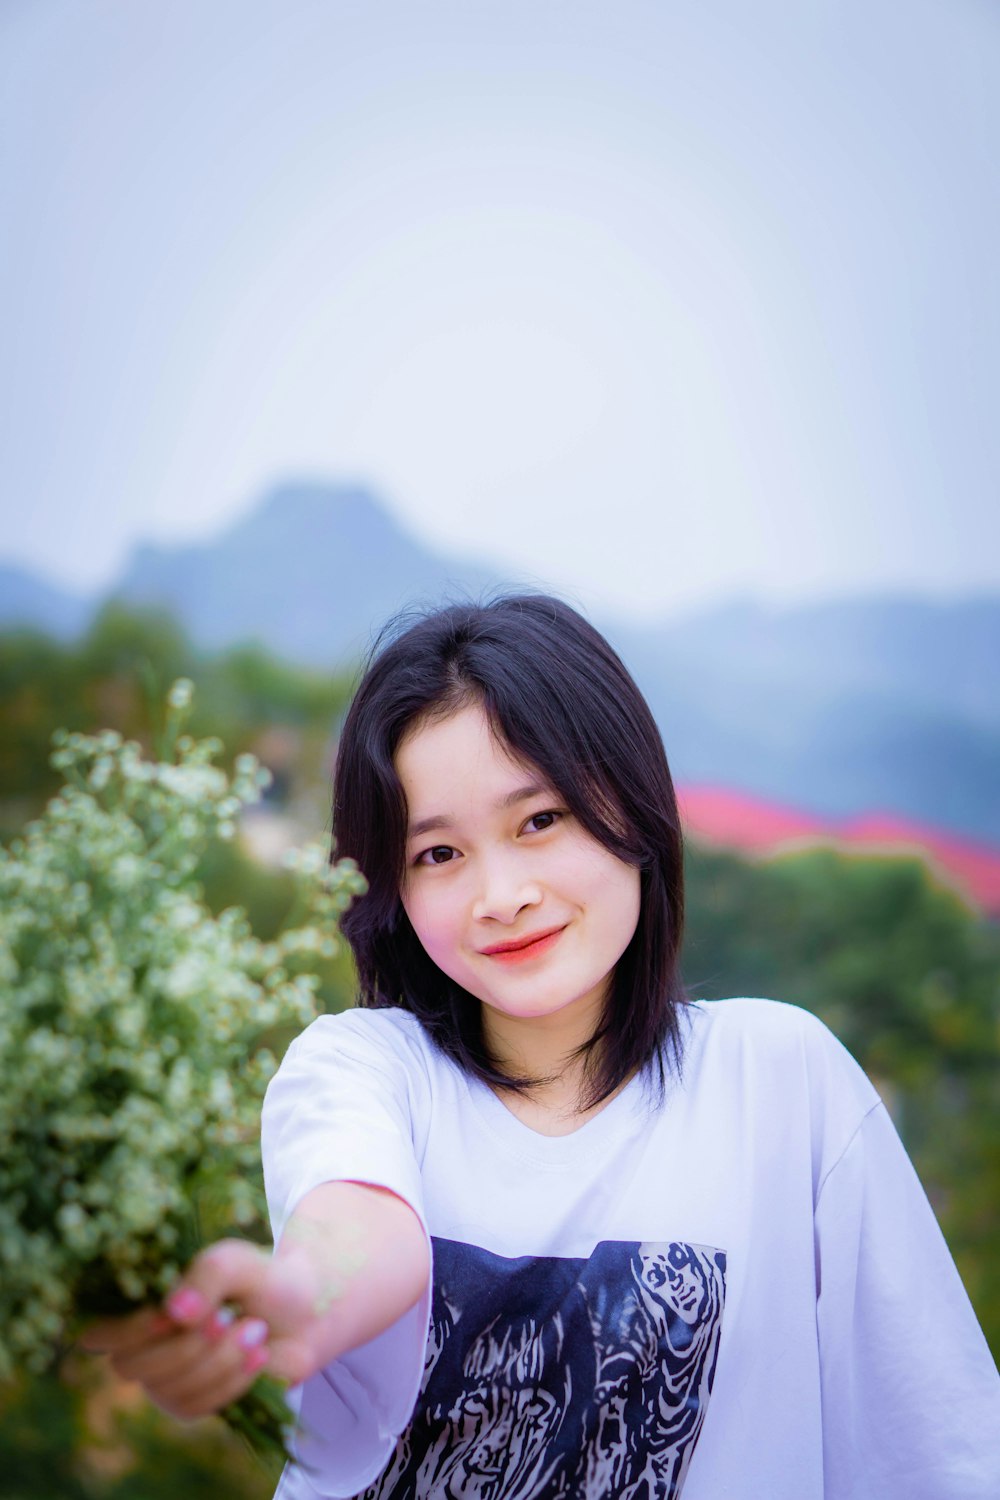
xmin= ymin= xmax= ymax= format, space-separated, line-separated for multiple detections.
xmin=2 ymin=0 xmax=998 ymax=1492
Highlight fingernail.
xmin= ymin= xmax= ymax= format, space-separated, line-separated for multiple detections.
xmin=244 ymin=1344 xmax=269 ymax=1376
xmin=166 ymin=1288 xmax=208 ymax=1322
xmin=238 ymin=1319 xmax=269 ymax=1351
xmin=205 ymin=1307 xmax=236 ymax=1342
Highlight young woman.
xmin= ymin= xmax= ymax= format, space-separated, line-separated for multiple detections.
xmin=85 ymin=595 xmax=999 ymax=1499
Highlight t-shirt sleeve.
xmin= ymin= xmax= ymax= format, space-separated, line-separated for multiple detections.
xmin=815 ymin=1100 xmax=1000 ymax=1500
xmin=261 ymin=1012 xmax=433 ymax=1499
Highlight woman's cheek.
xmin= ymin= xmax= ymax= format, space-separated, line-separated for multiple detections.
xmin=406 ymin=891 xmax=463 ymax=973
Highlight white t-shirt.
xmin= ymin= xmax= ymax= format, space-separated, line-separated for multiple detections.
xmin=261 ymin=998 xmax=1000 ymax=1500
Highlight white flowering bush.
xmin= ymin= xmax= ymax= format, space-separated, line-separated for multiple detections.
xmin=0 ymin=681 xmax=366 ymax=1458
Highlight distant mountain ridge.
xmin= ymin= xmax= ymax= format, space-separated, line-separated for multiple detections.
xmin=2 ymin=481 xmax=998 ymax=848
xmin=112 ymin=482 xmax=503 ymax=665
xmin=0 ymin=562 xmax=92 ymax=641
xmin=605 ymin=601 xmax=1000 ymax=846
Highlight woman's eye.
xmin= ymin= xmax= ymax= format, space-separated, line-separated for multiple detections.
xmin=524 ymin=810 xmax=561 ymax=834
xmin=416 ymin=845 xmax=458 ymax=866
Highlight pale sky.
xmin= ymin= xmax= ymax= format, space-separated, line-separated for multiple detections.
xmin=1 ymin=0 xmax=997 ymax=622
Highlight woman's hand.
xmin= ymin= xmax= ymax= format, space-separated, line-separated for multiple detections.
xmin=77 ymin=1238 xmax=323 ymax=1421
xmin=78 ymin=1182 xmax=429 ymax=1423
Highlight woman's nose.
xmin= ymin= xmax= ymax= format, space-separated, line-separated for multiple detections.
xmin=471 ymin=855 xmax=542 ymax=924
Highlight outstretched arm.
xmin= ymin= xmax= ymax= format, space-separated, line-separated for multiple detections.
xmin=80 ymin=1180 xmax=429 ymax=1422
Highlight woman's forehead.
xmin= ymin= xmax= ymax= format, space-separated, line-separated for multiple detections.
xmin=396 ymin=705 xmax=547 ymax=808
xmin=398 ymin=702 xmax=515 ymax=765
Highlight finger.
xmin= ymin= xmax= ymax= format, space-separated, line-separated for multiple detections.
xmin=78 ymin=1306 xmax=174 ymax=1354
xmin=113 ymin=1314 xmax=267 ymax=1390
xmin=165 ymin=1239 xmax=272 ymax=1327
xmin=112 ymin=1324 xmax=208 ymax=1384
xmin=155 ymin=1342 xmax=272 ymax=1423
xmin=135 ymin=1320 xmax=272 ymax=1421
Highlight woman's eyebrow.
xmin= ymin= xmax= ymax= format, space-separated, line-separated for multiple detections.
xmin=407 ymin=782 xmax=549 ymax=840
xmin=407 ymin=812 xmax=454 ymax=839
xmin=497 ymin=780 xmax=549 ymax=810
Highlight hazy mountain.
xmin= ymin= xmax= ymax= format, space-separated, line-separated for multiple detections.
xmin=0 ymin=562 xmax=92 ymax=640
xmin=613 ymin=596 xmax=1000 ymax=732
xmin=605 ymin=601 xmax=1000 ymax=844
xmin=2 ymin=483 xmax=998 ymax=844
xmin=111 ymin=482 xmax=505 ymax=665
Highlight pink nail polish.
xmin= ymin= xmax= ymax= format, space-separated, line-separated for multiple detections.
xmin=166 ymin=1287 xmax=207 ymax=1322
xmin=238 ymin=1319 xmax=269 ymax=1350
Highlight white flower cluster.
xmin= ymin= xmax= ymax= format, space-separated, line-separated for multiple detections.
xmin=0 ymin=684 xmax=367 ymax=1381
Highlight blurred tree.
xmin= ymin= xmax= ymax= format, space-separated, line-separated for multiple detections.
xmin=0 ymin=1366 xmax=277 ymax=1499
xmin=0 ymin=609 xmax=352 ymax=837
xmin=0 ymin=1371 xmax=92 ymax=1499
xmin=0 ymin=630 xmax=84 ymax=822
xmin=78 ymin=602 xmax=191 ymax=730
xmin=686 ymin=844 xmax=998 ymax=1082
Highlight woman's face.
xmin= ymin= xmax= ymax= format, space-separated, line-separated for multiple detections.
xmin=396 ymin=703 xmax=641 ymax=1038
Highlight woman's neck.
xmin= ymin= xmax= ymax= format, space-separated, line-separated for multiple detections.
xmin=481 ymin=992 xmax=606 ymax=1119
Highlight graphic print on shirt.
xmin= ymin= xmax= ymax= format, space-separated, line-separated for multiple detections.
xmin=357 ymin=1237 xmax=727 ymax=1500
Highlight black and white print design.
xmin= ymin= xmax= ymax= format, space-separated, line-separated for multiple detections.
xmin=358 ymin=1238 xmax=726 ymax=1500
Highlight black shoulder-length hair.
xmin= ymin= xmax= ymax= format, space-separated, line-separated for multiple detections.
xmin=333 ymin=593 xmax=687 ymax=1108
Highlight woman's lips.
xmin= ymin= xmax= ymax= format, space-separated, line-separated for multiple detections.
xmin=480 ymin=926 xmax=566 ymax=965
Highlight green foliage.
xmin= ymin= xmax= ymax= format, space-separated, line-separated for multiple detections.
xmin=0 ymin=689 xmax=366 ymax=1462
xmin=0 ymin=629 xmax=82 ymax=824
xmin=684 ymin=842 xmax=1000 ymax=1082
xmin=0 ymin=1371 xmax=92 ymax=1499
xmin=0 ymin=615 xmax=362 ymax=1482
xmin=195 ymin=837 xmax=357 ymax=1018
xmin=77 ymin=605 xmax=191 ymax=700
xmin=0 ymin=1368 xmax=277 ymax=1499
xmin=0 ymin=606 xmax=352 ymax=832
